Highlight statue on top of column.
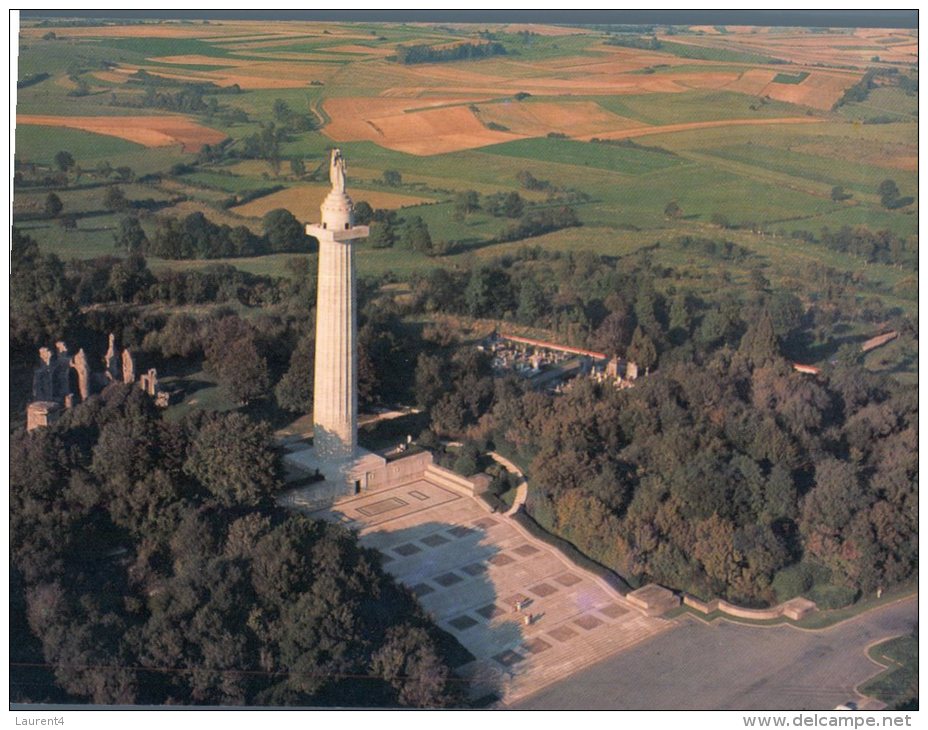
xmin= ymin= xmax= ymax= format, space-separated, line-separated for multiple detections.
xmin=330 ymin=148 xmax=346 ymax=194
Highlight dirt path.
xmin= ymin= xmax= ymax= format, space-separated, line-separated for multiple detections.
xmin=487 ymin=451 xmax=529 ymax=517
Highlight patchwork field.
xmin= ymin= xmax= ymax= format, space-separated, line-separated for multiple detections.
xmin=13 ymin=16 xmax=918 ymax=337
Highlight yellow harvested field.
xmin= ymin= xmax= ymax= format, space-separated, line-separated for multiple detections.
xmin=233 ymin=184 xmax=432 ymax=220
xmin=878 ymin=155 xmax=917 ymax=172
xmin=579 ymin=117 xmax=826 ymax=143
xmin=325 ymin=44 xmax=394 ymax=56
xmin=16 ymin=114 xmax=227 ymax=152
xmin=724 ymin=69 xmax=779 ymax=96
xmin=475 ymin=101 xmax=640 ymax=138
xmin=132 ymin=60 xmax=341 ymax=89
xmin=153 ymin=55 xmax=250 ymax=67
xmin=763 ymin=72 xmax=857 ymax=109
xmin=92 ymin=70 xmax=131 ymax=84
xmin=654 ymin=28 xmax=917 ymax=70
xmin=672 ymin=71 xmax=742 ymax=90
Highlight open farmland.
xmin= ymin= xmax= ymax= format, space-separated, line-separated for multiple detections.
xmin=13 ymin=16 xmax=918 ymax=358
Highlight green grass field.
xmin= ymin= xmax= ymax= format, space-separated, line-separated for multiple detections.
xmin=593 ymin=90 xmax=812 ymax=126
xmin=707 ymin=143 xmax=914 ymax=197
xmin=838 ymin=87 xmax=918 ymax=122
xmin=860 ymin=634 xmax=918 ymax=709
xmin=15 ymin=124 xmax=145 ymax=164
xmin=654 ymin=40 xmax=778 ymax=64
xmin=481 ymin=137 xmax=685 ymax=175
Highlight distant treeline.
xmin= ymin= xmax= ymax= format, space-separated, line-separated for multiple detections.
xmin=603 ymin=34 xmax=662 ymax=51
xmin=395 ymin=41 xmax=506 ymax=65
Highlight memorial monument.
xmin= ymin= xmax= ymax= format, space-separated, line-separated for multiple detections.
xmin=284 ymin=149 xmax=386 ymax=503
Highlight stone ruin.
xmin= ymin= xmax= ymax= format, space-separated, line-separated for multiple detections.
xmin=26 ymin=333 xmax=175 ymax=431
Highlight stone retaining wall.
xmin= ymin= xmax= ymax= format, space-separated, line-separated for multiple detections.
xmin=683 ymin=594 xmax=817 ymax=621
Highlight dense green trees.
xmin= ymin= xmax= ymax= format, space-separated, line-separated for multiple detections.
xmin=114 ymin=216 xmax=148 ymax=254
xmin=878 ymin=179 xmax=913 ymax=209
xmin=401 ymin=245 xmax=916 ymax=607
xmin=203 ymin=316 xmax=270 ymax=404
xmin=480 ymin=341 xmax=917 ymax=606
xmin=264 ymin=208 xmax=313 ymax=254
xmin=395 ymin=41 xmax=506 ymax=65
xmin=10 ymin=388 xmax=465 ymax=706
xmin=44 ymin=192 xmax=63 ymax=217
xmin=54 ymin=150 xmax=75 ymax=172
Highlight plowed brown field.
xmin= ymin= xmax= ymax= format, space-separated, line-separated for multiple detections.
xmin=322 ymin=98 xmax=522 ymax=155
xmin=475 ymin=101 xmax=640 ymax=138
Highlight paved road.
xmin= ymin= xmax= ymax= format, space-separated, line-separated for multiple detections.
xmin=513 ymin=596 xmax=917 ymax=710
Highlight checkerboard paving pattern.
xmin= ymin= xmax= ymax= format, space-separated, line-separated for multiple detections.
xmin=308 ymin=477 xmax=673 ymax=705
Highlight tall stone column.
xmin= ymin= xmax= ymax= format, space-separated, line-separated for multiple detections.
xmin=306 ymin=149 xmax=369 ymax=469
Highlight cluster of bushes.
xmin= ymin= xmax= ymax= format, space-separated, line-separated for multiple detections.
xmin=877 ymin=179 xmax=913 ymax=210
xmin=672 ymin=235 xmax=753 ymax=261
xmin=818 ymin=224 xmax=916 ymax=267
xmin=498 ymin=206 xmax=580 ymax=242
xmin=604 ymin=34 xmax=662 ymax=50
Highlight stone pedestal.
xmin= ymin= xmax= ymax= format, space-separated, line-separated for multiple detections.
xmin=282 ymin=446 xmax=387 ymax=510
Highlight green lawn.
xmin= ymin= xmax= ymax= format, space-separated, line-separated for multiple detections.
xmin=18 ymin=216 xmax=124 ymax=259
xmin=653 ymin=40 xmax=778 ymax=64
xmin=706 ymin=143 xmax=916 ymax=197
xmin=181 ymin=170 xmax=283 ymax=194
xmin=15 ymin=124 xmax=193 ymax=176
xmin=15 ymin=124 xmax=145 ymax=165
xmin=480 ymin=137 xmax=685 ymax=175
xmin=772 ymin=71 xmax=810 ymax=84
xmin=593 ymin=90 xmax=812 ymax=126
xmin=838 ymin=87 xmax=918 ymax=122
xmin=860 ymin=634 xmax=918 ymax=709
xmin=791 ymin=205 xmax=917 ymax=238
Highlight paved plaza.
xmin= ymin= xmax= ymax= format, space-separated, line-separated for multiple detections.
xmin=308 ymin=477 xmax=673 ymax=705
xmin=515 ymin=595 xmax=918 ymax=710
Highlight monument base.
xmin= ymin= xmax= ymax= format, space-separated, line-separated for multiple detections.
xmin=280 ymin=446 xmax=387 ymax=511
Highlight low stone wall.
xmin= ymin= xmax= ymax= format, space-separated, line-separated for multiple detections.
xmin=367 ymin=450 xmax=434 ymax=489
xmin=424 ymin=463 xmax=478 ymax=497
xmin=683 ymin=594 xmax=817 ymax=621
xmin=628 ymin=584 xmax=681 ymax=617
